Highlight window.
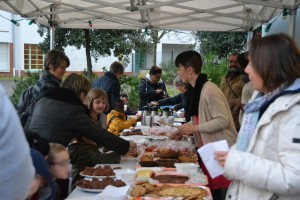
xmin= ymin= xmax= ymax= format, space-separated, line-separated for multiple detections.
xmin=134 ymin=50 xmax=146 ymax=71
xmin=0 ymin=43 xmax=9 ymax=72
xmin=24 ymin=44 xmax=44 ymax=70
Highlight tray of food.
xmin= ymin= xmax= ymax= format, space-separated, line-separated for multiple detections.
xmin=76 ymin=177 xmax=126 ymax=193
xmin=79 ymin=165 xmax=116 ymax=178
xmin=128 ymin=182 xmax=210 ymax=200
xmin=122 ymin=128 xmax=144 ymax=136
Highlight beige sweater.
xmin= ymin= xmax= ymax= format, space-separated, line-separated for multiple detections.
xmin=191 ymin=82 xmax=237 ymax=148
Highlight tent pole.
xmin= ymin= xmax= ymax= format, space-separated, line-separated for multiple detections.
xmin=246 ymin=31 xmax=253 ymax=50
xmin=288 ymin=6 xmax=297 ymax=38
xmin=49 ymin=4 xmax=56 ymax=50
xmin=50 ymin=28 xmax=55 ymax=50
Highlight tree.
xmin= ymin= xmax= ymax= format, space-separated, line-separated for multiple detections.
xmin=194 ymin=31 xmax=247 ymax=58
xmin=37 ymin=25 xmax=151 ymax=80
xmin=149 ymin=30 xmax=167 ymax=65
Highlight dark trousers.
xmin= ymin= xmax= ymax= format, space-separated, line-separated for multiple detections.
xmin=211 ymin=188 xmax=228 ymax=200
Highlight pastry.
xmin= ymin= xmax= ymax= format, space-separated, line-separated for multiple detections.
xmin=130 ymin=185 xmax=147 ymax=197
xmin=140 ymin=154 xmax=153 ymax=162
xmin=136 ymin=169 xmax=154 ymax=179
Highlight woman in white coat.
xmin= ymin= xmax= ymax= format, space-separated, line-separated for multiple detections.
xmin=215 ymin=33 xmax=300 ymax=200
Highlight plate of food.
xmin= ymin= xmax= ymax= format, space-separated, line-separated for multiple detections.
xmin=128 ymin=182 xmax=210 ymax=199
xmin=79 ymin=165 xmax=116 ymax=178
xmin=76 ymin=186 xmax=104 ymax=193
xmin=76 ymin=177 xmax=126 ymax=193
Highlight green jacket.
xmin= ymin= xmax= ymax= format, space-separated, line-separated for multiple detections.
xmin=68 ymin=142 xmax=121 ymax=188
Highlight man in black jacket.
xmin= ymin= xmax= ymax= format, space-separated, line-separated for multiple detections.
xmin=25 ymin=73 xmax=137 ymax=156
xmin=92 ymin=61 xmax=124 ymax=113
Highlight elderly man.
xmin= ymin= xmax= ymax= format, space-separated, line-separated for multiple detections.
xmin=220 ymin=53 xmax=244 ymax=131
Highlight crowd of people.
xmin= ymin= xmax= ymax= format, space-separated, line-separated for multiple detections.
xmin=1 ymin=33 xmax=300 ymax=200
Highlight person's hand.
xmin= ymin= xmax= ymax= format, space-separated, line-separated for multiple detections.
xmin=126 ymin=149 xmax=138 ymax=157
xmin=150 ymin=101 xmax=159 ymax=106
xmin=136 ymin=115 xmax=142 ymax=121
xmin=214 ymin=151 xmax=229 ymax=167
xmin=179 ymin=112 xmax=185 ymax=118
xmin=129 ymin=141 xmax=137 ymax=151
xmin=126 ymin=141 xmax=138 ymax=157
xmin=177 ymin=123 xmax=198 ymax=135
xmin=156 ymin=89 xmax=163 ymax=94
xmin=170 ymin=133 xmax=183 ymax=140
xmin=121 ymin=97 xmax=128 ymax=104
xmin=227 ymin=99 xmax=240 ymax=110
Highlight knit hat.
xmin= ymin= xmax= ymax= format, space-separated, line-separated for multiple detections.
xmin=30 ymin=148 xmax=56 ymax=200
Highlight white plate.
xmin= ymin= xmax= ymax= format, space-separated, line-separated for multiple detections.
xmin=79 ymin=172 xmax=116 ymax=179
xmin=76 ymin=186 xmax=104 ymax=193
xmin=146 ymin=135 xmax=168 ymax=140
xmin=120 ymin=135 xmax=148 ymax=144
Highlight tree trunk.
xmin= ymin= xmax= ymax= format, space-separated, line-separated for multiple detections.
xmin=84 ymin=29 xmax=93 ymax=81
xmin=151 ymin=30 xmax=158 ymax=65
xmin=151 ymin=30 xmax=167 ymax=66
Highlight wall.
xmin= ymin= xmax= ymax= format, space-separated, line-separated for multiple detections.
xmin=262 ymin=7 xmax=300 ymax=47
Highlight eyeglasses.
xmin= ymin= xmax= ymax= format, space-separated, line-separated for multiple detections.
xmin=49 ymin=160 xmax=70 ymax=167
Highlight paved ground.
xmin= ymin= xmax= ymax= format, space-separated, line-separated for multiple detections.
xmin=0 ymin=80 xmax=16 ymax=97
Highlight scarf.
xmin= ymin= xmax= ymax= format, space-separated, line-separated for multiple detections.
xmin=236 ymin=80 xmax=300 ymax=152
xmin=186 ymin=74 xmax=208 ymax=117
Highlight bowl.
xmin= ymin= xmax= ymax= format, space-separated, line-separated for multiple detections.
xmin=114 ymin=169 xmax=135 ymax=180
xmin=120 ymin=171 xmax=136 ymax=183
xmin=174 ymin=163 xmax=199 ymax=174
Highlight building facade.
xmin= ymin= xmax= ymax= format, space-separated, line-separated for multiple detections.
xmin=0 ymin=10 xmax=195 ymax=77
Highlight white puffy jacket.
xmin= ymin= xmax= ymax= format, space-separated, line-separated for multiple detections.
xmin=224 ymin=91 xmax=300 ymax=200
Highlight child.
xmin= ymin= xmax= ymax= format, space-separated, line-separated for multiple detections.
xmin=28 ymin=148 xmax=56 ymax=200
xmin=84 ymin=88 xmax=109 ymax=129
xmin=107 ymin=99 xmax=138 ymax=136
xmin=68 ymin=136 xmax=121 ymax=189
xmin=47 ymin=143 xmax=70 ymax=200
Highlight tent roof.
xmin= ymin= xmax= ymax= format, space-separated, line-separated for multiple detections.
xmin=0 ymin=0 xmax=299 ymax=31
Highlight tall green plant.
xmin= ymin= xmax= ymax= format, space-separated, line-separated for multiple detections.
xmin=10 ymin=71 xmax=40 ymax=108
xmin=160 ymin=59 xmax=177 ymax=84
xmin=201 ymin=54 xmax=227 ymax=86
xmin=119 ymin=75 xmax=140 ymax=111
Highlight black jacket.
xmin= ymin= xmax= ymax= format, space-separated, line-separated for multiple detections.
xmin=138 ymin=78 xmax=167 ymax=109
xmin=25 ymin=87 xmax=130 ymax=155
xmin=158 ymin=87 xmax=192 ymax=121
xmin=158 ymin=93 xmax=183 ymax=108
xmin=92 ymin=72 xmax=120 ymax=112
xmin=68 ymin=142 xmax=121 ymax=188
xmin=17 ymin=70 xmax=61 ymax=116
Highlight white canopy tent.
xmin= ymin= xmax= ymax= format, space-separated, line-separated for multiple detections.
xmin=0 ymin=0 xmax=298 ymax=31
xmin=0 ymin=0 xmax=299 ymax=49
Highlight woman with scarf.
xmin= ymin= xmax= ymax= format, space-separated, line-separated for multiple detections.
xmin=175 ymin=50 xmax=237 ymax=200
xmin=215 ymin=33 xmax=300 ymax=200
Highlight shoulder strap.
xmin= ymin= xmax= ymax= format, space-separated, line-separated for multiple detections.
xmin=226 ymin=78 xmax=239 ymax=98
